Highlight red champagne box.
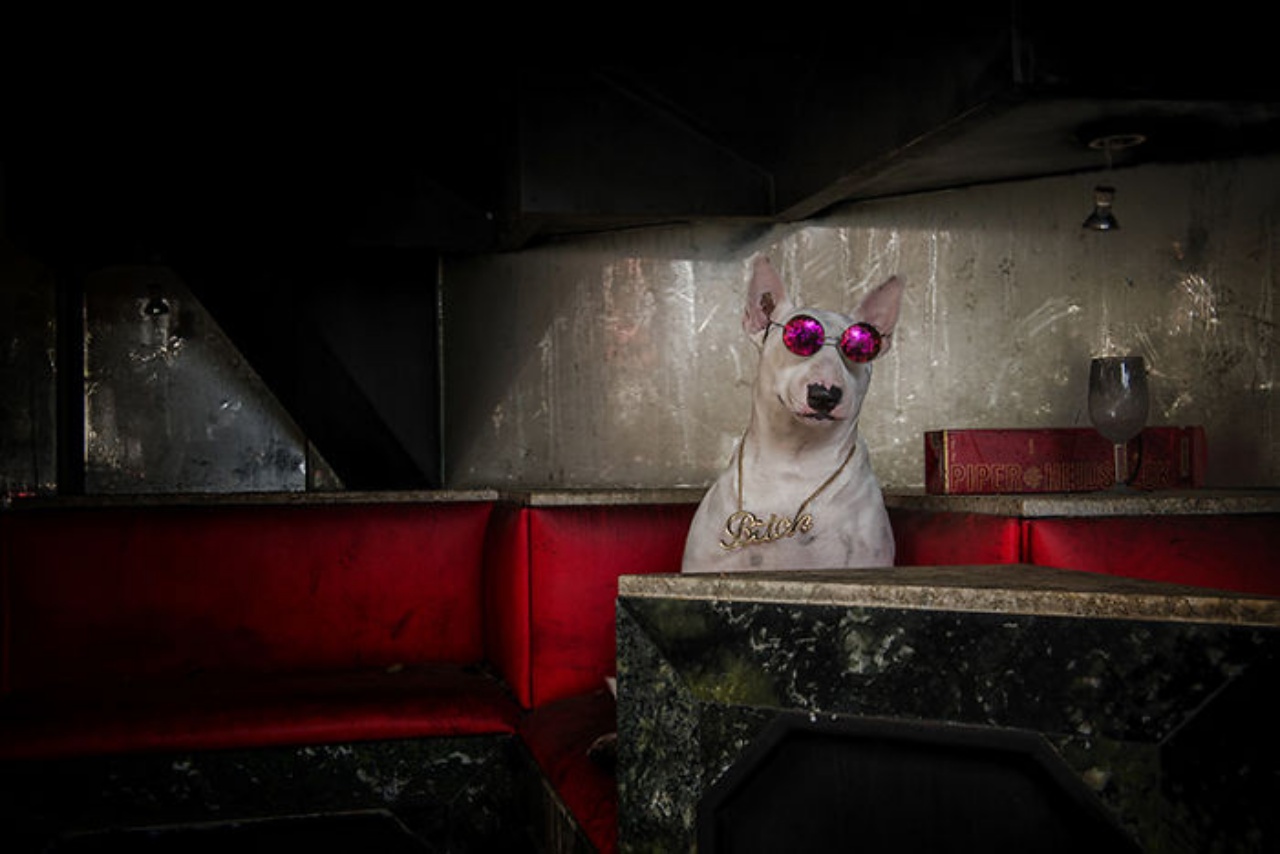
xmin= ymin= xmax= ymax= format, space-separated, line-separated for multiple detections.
xmin=924 ymin=427 xmax=1207 ymax=494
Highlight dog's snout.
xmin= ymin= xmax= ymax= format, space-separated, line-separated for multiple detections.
xmin=807 ymin=383 xmax=843 ymax=413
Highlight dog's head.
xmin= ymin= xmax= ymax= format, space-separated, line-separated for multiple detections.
xmin=744 ymin=256 xmax=903 ymax=427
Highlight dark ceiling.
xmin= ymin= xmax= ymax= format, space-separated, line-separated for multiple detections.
xmin=6 ymin=5 xmax=1280 ymax=270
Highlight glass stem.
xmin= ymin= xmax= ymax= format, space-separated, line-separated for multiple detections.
xmin=1112 ymin=442 xmax=1128 ymax=487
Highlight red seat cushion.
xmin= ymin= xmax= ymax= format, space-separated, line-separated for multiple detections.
xmin=1 ymin=502 xmax=493 ymax=694
xmin=518 ymin=689 xmax=618 ymax=854
xmin=890 ymin=508 xmax=1024 ymax=566
xmin=1026 ymin=514 xmax=1280 ymax=595
xmin=527 ymin=504 xmax=695 ymax=707
xmin=483 ymin=503 xmax=534 ymax=707
xmin=0 ymin=664 xmax=519 ymax=761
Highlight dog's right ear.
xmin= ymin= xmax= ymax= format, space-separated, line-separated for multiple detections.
xmin=743 ymin=256 xmax=791 ymax=335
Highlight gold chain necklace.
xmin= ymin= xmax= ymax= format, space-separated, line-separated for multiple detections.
xmin=718 ymin=433 xmax=859 ymax=551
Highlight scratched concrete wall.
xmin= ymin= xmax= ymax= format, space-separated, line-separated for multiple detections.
xmin=442 ymin=154 xmax=1279 ymax=490
xmin=82 ymin=266 xmax=312 ymax=493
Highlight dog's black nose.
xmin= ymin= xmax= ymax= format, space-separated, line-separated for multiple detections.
xmin=807 ymin=384 xmax=843 ymax=413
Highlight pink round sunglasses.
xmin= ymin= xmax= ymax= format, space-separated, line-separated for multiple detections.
xmin=770 ymin=314 xmax=886 ymax=363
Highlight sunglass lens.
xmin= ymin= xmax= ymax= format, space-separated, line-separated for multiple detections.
xmin=782 ymin=316 xmax=825 ymax=356
xmin=840 ymin=322 xmax=883 ymax=362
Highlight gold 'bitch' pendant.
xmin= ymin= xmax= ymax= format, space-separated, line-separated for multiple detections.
xmin=719 ymin=510 xmax=814 ymax=550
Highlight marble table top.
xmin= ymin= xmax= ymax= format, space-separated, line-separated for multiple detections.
xmin=616 ymin=563 xmax=1280 ymax=851
xmin=619 ymin=564 xmax=1280 ymax=627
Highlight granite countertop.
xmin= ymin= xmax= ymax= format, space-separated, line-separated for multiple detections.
xmin=8 ymin=486 xmax=1278 ymax=515
xmin=883 ymin=488 xmax=1280 ymax=517
xmin=619 ymin=564 xmax=1280 ymax=627
xmin=500 ymin=486 xmax=1280 ymax=515
xmin=495 ymin=487 xmax=705 ymax=507
xmin=2 ymin=489 xmax=501 ymax=510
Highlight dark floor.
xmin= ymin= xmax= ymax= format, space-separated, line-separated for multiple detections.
xmin=46 ymin=810 xmax=505 ymax=853
xmin=3 ymin=735 xmax=550 ymax=854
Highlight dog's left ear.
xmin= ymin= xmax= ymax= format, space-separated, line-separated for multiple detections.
xmin=743 ymin=256 xmax=792 ymax=336
xmin=854 ymin=276 xmax=905 ymax=354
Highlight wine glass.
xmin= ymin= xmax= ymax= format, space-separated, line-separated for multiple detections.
xmin=1088 ymin=356 xmax=1150 ymax=491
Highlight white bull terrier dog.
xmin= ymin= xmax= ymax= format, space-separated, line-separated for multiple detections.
xmin=682 ymin=256 xmax=904 ymax=573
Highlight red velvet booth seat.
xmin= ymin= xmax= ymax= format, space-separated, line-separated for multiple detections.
xmin=889 ymin=508 xmax=1024 ymax=566
xmin=486 ymin=501 xmax=698 ymax=710
xmin=0 ymin=494 xmax=697 ymax=854
xmin=890 ymin=504 xmax=1278 ymax=596
xmin=1025 ymin=514 xmax=1280 ymax=596
xmin=0 ymin=499 xmax=517 ymax=761
xmin=4 ymin=491 xmax=1272 ymax=853
xmin=486 ymin=497 xmax=698 ymax=854
xmin=0 ymin=665 xmax=517 ymax=761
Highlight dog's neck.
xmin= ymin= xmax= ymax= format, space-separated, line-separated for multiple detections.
xmin=741 ymin=405 xmax=860 ymax=481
